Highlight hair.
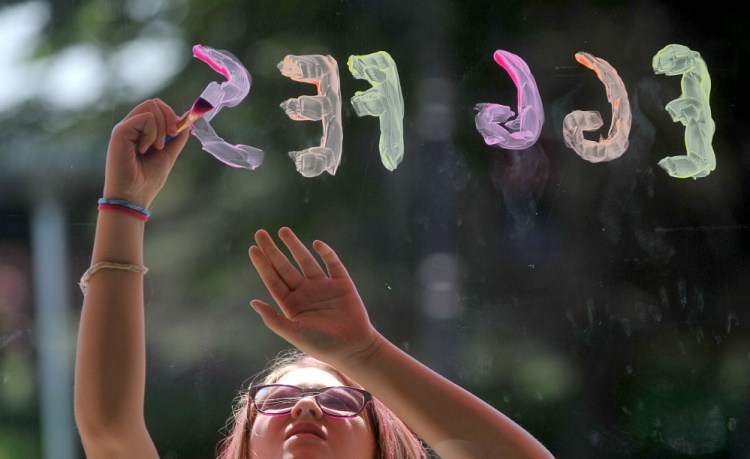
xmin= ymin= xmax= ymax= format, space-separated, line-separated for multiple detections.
xmin=216 ymin=349 xmax=430 ymax=459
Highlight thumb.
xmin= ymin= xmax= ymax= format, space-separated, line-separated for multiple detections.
xmin=163 ymin=127 xmax=190 ymax=164
xmin=250 ymin=300 xmax=294 ymax=337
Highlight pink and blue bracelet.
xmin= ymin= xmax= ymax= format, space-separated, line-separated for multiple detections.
xmin=97 ymin=198 xmax=151 ymax=222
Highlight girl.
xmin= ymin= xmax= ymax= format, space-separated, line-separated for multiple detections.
xmin=74 ymin=99 xmax=554 ymax=458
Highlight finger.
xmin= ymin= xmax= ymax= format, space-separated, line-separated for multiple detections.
xmin=127 ymin=99 xmax=175 ymax=151
xmin=110 ymin=112 xmax=158 ymax=154
xmin=145 ymin=99 xmax=167 ymax=151
xmin=278 ymin=227 xmax=327 ymax=280
xmin=312 ymin=240 xmax=351 ymax=279
xmin=152 ymin=98 xmax=179 ymax=136
xmin=250 ymin=300 xmax=296 ymax=338
xmin=132 ymin=112 xmax=159 ymax=154
xmin=162 ymin=126 xmax=190 ymax=164
xmin=124 ymin=99 xmax=154 ymax=119
xmin=254 ymin=229 xmax=305 ymax=289
xmin=248 ymin=244 xmax=291 ymax=304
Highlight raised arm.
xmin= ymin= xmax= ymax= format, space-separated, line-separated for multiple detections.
xmin=248 ymin=228 xmax=554 ymax=459
xmin=74 ymin=99 xmax=189 ymax=458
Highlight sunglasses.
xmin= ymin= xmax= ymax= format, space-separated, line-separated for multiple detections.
xmin=249 ymin=384 xmax=372 ymax=418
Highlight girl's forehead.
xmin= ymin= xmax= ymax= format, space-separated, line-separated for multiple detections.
xmin=275 ymin=366 xmax=345 ymax=387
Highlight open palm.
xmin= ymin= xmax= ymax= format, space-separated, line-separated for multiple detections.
xmin=248 ymin=227 xmax=380 ymax=367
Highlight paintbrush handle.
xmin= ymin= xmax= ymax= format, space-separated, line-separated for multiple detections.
xmin=175 ymin=113 xmax=195 ymax=134
xmin=165 ymin=112 xmax=192 ymax=144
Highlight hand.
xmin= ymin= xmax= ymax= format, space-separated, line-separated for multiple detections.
xmin=248 ymin=227 xmax=381 ymax=368
xmin=103 ymin=99 xmax=190 ymax=208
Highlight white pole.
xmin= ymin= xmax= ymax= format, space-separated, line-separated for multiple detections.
xmin=31 ymin=195 xmax=76 ymax=459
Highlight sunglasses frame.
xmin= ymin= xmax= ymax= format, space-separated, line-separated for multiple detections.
xmin=248 ymin=384 xmax=373 ymax=419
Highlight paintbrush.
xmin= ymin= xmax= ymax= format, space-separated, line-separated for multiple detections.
xmin=165 ymin=96 xmax=214 ymax=142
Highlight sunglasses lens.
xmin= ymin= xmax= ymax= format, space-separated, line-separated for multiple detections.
xmin=318 ymin=387 xmax=366 ymax=416
xmin=254 ymin=385 xmax=301 ymax=414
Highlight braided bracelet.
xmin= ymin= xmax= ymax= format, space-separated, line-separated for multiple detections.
xmin=79 ymin=262 xmax=149 ymax=295
xmin=97 ymin=198 xmax=151 ymax=221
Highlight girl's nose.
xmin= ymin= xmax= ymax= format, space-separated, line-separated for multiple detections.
xmin=290 ymin=395 xmax=324 ymax=419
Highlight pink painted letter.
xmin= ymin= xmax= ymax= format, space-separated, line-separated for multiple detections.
xmin=190 ymin=44 xmax=264 ymax=169
xmin=474 ymin=50 xmax=544 ymax=150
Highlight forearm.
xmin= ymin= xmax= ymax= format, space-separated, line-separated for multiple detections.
xmin=342 ymin=336 xmax=554 ymax=459
xmin=248 ymin=229 xmax=552 ymax=457
xmin=74 ymin=211 xmax=151 ymax=442
xmin=72 ymin=99 xmax=185 ymax=458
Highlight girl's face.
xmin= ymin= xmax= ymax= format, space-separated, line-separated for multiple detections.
xmin=249 ymin=367 xmax=378 ymax=459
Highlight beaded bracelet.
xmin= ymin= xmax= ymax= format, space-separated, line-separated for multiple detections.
xmin=79 ymin=262 xmax=149 ymax=295
xmin=97 ymin=198 xmax=151 ymax=221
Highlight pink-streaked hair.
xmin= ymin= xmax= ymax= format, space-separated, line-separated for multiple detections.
xmin=215 ymin=349 xmax=430 ymax=459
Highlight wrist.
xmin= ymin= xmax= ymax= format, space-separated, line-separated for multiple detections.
xmin=102 ymin=182 xmax=154 ymax=209
xmin=338 ymin=332 xmax=388 ymax=373
xmin=95 ymin=206 xmax=147 ymax=229
xmin=92 ymin=209 xmax=146 ymax=266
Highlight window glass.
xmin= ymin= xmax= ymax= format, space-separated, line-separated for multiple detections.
xmin=0 ymin=1 xmax=747 ymax=457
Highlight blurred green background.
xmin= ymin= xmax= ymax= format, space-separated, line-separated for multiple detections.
xmin=1 ymin=0 xmax=749 ymax=457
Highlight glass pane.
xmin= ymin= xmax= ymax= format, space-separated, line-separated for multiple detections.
xmin=0 ymin=1 xmax=747 ymax=457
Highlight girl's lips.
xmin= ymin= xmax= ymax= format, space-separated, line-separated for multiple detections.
xmin=286 ymin=422 xmax=327 ymax=441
